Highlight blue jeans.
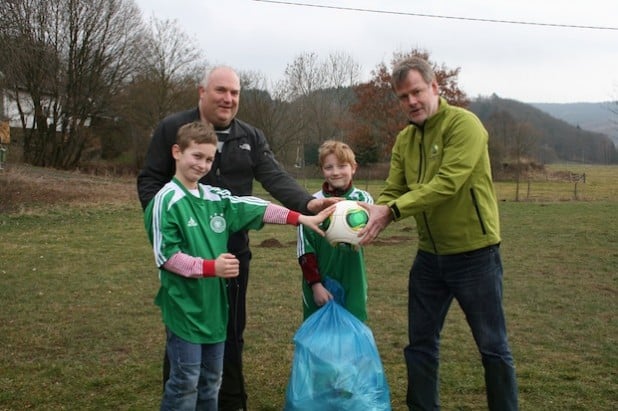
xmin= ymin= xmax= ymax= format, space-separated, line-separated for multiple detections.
xmin=404 ymin=245 xmax=518 ymax=411
xmin=161 ymin=328 xmax=224 ymax=411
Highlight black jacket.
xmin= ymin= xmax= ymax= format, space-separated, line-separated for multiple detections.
xmin=137 ymin=107 xmax=314 ymax=254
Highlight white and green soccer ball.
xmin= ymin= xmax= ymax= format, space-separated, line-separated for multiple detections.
xmin=323 ymin=200 xmax=369 ymax=247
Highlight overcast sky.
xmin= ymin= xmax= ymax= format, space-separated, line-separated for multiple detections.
xmin=134 ymin=0 xmax=618 ymax=104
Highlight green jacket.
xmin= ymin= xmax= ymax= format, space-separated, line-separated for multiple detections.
xmin=378 ymin=98 xmax=501 ymax=255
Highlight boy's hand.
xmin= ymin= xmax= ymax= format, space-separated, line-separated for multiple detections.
xmin=298 ymin=204 xmax=336 ymax=236
xmin=215 ymin=253 xmax=240 ymax=278
xmin=311 ymin=282 xmax=333 ymax=306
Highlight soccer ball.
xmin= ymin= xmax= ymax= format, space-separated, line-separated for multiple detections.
xmin=323 ymin=200 xmax=369 ymax=247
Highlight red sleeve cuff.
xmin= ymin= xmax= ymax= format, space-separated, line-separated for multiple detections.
xmin=299 ymin=253 xmax=321 ymax=285
xmin=202 ymin=259 xmax=216 ymax=277
xmin=286 ymin=211 xmax=301 ymax=226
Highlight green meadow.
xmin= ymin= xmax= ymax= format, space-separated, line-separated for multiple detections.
xmin=0 ymin=164 xmax=616 ymax=410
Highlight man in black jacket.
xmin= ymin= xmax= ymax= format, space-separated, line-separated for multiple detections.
xmin=137 ymin=66 xmax=334 ymax=411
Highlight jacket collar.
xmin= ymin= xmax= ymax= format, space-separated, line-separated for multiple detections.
xmin=322 ymin=181 xmax=354 ymax=197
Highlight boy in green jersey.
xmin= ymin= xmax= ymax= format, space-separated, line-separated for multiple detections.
xmin=297 ymin=140 xmax=374 ymax=321
xmin=144 ymin=122 xmax=333 ymax=411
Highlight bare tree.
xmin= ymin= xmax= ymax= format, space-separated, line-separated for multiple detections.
xmin=0 ymin=0 xmax=144 ymax=168
xmin=117 ymin=16 xmax=206 ymax=168
xmin=135 ymin=16 xmax=204 ymax=124
xmin=485 ymin=109 xmax=517 ymax=175
xmin=342 ymin=63 xmax=402 ymax=164
xmin=324 ymin=51 xmax=361 ymax=90
xmin=510 ymin=122 xmax=539 ymax=201
xmin=281 ymin=51 xmax=361 ymax=165
xmin=323 ymin=51 xmax=362 ymax=135
xmin=282 ymin=51 xmax=325 ymax=100
xmin=235 ymin=71 xmax=300 ymax=164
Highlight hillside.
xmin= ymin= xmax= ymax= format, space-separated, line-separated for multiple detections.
xmin=469 ymin=95 xmax=617 ymax=164
xmin=531 ymin=102 xmax=617 ymax=145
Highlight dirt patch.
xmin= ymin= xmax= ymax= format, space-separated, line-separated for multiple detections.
xmin=258 ymin=238 xmax=285 ymax=248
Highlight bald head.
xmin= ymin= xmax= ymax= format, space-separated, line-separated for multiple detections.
xmin=198 ymin=66 xmax=241 ymax=128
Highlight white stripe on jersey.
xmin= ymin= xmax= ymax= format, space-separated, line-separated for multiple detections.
xmin=200 ymin=183 xmax=269 ymax=207
xmin=152 ymin=188 xmax=167 ymax=268
xmin=152 ymin=183 xmax=185 ymax=267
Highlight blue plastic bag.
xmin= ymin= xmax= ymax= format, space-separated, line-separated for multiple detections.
xmin=284 ymin=279 xmax=391 ymax=410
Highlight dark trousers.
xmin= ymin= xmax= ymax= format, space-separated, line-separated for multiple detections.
xmin=405 ymin=245 xmax=518 ymax=410
xmin=163 ymin=250 xmax=251 ymax=411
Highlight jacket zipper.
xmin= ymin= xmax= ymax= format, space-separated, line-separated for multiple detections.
xmin=469 ymin=188 xmax=487 ymax=235
xmin=417 ymin=131 xmax=425 ymax=183
xmin=422 ymin=213 xmax=438 ymax=254
xmin=418 ymin=130 xmax=438 ymax=253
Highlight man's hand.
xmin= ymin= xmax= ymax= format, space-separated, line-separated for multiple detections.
xmin=214 ymin=253 xmax=240 ymax=278
xmin=358 ymin=204 xmax=393 ymax=245
xmin=307 ymin=197 xmax=341 ymax=214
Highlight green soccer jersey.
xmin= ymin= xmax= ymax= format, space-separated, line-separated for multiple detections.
xmin=145 ymin=178 xmax=268 ymax=344
xmin=297 ymin=186 xmax=373 ymax=321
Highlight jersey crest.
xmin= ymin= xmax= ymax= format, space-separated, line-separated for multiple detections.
xmin=209 ymin=213 xmax=226 ymax=233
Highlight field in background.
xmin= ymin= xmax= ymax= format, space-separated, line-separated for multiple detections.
xmin=0 ymin=164 xmax=616 ymax=410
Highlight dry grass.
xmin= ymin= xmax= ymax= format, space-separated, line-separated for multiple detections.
xmin=492 ymin=163 xmax=618 ymax=202
xmin=0 ymin=163 xmax=138 ymax=214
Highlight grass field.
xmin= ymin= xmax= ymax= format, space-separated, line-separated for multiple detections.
xmin=0 ymin=163 xmax=616 ymax=410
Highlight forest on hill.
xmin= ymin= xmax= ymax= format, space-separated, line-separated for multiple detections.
xmin=469 ymin=95 xmax=616 ymax=165
xmin=531 ymin=102 xmax=617 ymax=145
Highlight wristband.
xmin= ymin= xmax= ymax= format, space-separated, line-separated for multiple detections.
xmin=202 ymin=260 xmax=216 ymax=277
xmin=286 ymin=211 xmax=301 ymax=226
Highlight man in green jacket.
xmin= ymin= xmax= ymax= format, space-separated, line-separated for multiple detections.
xmin=360 ymin=56 xmax=518 ymax=410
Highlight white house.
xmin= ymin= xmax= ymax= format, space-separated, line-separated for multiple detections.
xmin=1 ymin=87 xmax=57 ymax=129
